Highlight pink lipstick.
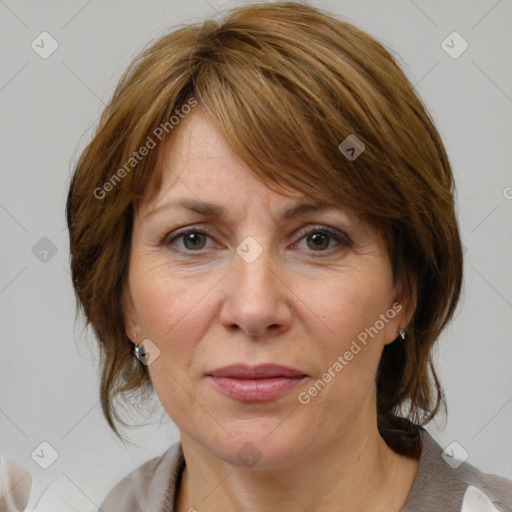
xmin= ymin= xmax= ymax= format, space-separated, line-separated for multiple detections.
xmin=207 ymin=364 xmax=307 ymax=402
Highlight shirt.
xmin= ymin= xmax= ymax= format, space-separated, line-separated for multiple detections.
xmin=100 ymin=428 xmax=512 ymax=512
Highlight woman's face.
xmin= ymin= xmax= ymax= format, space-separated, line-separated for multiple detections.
xmin=124 ymin=108 xmax=409 ymax=468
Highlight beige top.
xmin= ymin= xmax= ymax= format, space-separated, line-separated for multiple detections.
xmin=100 ymin=428 xmax=512 ymax=512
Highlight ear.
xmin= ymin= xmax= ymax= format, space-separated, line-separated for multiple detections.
xmin=384 ymin=275 xmax=417 ymax=345
xmin=121 ymin=283 xmax=140 ymax=343
xmin=396 ymin=277 xmax=417 ymax=326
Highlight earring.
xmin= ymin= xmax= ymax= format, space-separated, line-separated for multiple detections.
xmin=132 ymin=332 xmax=145 ymax=361
xmin=398 ymin=327 xmax=407 ymax=341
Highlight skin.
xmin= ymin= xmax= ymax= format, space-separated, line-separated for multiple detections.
xmin=123 ymin=107 xmax=419 ymax=512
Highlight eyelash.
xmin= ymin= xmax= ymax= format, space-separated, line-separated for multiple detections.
xmin=163 ymin=224 xmax=352 ymax=256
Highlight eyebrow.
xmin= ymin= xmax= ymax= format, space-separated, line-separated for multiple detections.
xmin=143 ymin=198 xmax=335 ymax=222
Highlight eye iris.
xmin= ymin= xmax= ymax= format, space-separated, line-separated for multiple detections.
xmin=307 ymin=232 xmax=329 ymax=250
xmin=183 ymin=232 xmax=206 ymax=250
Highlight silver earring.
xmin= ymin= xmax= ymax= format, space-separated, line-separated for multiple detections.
xmin=132 ymin=332 xmax=145 ymax=361
xmin=398 ymin=327 xmax=407 ymax=341
xmin=133 ymin=343 xmax=146 ymax=362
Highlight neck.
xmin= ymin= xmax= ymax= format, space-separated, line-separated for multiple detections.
xmin=176 ymin=406 xmax=419 ymax=512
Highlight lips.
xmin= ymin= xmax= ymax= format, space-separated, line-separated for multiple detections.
xmin=208 ymin=364 xmax=307 ymax=379
xmin=206 ymin=364 xmax=307 ymax=402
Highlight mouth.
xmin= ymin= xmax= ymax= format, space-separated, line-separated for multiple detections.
xmin=206 ymin=364 xmax=308 ymax=402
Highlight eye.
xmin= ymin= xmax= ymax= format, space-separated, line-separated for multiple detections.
xmin=293 ymin=226 xmax=352 ymax=253
xmin=164 ymin=227 xmax=214 ymax=251
xmin=163 ymin=225 xmax=352 ymax=254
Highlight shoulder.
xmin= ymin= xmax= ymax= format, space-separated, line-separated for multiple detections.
xmin=402 ymin=428 xmax=512 ymax=512
xmin=469 ymin=463 xmax=512 ymax=510
xmin=100 ymin=441 xmax=184 ymax=512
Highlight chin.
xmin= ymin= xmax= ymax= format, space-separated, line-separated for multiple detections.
xmin=201 ymin=415 xmax=315 ymax=469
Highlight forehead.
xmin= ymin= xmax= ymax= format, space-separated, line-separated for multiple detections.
xmin=139 ymin=108 xmax=311 ymax=215
xmin=135 ymin=109 xmax=380 ymax=243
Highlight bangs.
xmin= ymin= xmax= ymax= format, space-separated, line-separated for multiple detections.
xmin=134 ymin=17 xmax=417 ymax=225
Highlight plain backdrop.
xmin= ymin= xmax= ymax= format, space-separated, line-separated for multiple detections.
xmin=1 ymin=0 xmax=511 ymax=510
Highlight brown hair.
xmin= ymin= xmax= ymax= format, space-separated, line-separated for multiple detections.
xmin=66 ymin=1 xmax=463 ymax=456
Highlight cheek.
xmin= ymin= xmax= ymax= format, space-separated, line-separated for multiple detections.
xmin=293 ymin=275 xmax=391 ymax=430
xmin=129 ymin=263 xmax=213 ymax=418
xmin=129 ymin=255 xmax=213 ymax=340
xmin=128 ymin=256 xmax=230 ymax=397
xmin=299 ymin=266 xmax=394 ymax=352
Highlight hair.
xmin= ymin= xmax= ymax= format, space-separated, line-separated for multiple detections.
xmin=66 ymin=1 xmax=463 ymax=456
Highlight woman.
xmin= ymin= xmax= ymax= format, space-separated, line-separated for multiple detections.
xmin=66 ymin=2 xmax=512 ymax=511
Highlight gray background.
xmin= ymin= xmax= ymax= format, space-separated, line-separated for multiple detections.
xmin=1 ymin=0 xmax=511 ymax=510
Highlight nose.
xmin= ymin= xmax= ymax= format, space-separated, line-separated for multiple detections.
xmin=219 ymin=243 xmax=292 ymax=338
